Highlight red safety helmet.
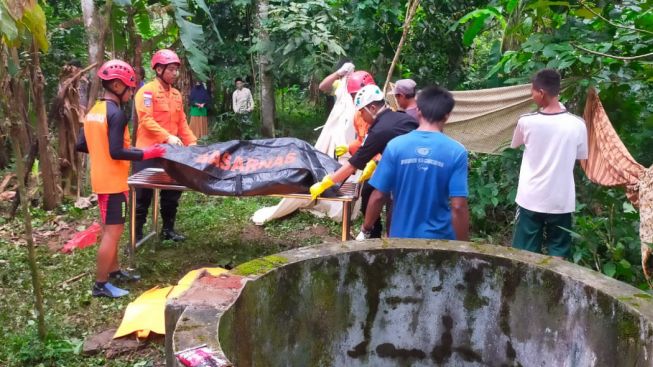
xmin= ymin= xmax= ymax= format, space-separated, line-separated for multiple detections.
xmin=347 ymin=71 xmax=376 ymax=94
xmin=151 ymin=49 xmax=181 ymax=69
xmin=97 ymin=59 xmax=136 ymax=88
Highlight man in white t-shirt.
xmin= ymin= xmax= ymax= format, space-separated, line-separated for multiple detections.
xmin=511 ymin=69 xmax=588 ymax=258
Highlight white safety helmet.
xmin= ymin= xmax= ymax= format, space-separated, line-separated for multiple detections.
xmin=354 ymin=85 xmax=385 ymax=110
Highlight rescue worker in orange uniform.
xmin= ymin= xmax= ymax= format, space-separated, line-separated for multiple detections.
xmin=133 ymin=49 xmax=197 ymax=242
xmin=76 ymin=60 xmax=166 ymax=298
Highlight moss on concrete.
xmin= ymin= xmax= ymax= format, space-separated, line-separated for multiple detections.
xmin=462 ymin=265 xmax=490 ymax=312
xmin=232 ymin=255 xmax=288 ymax=276
xmin=469 ymin=242 xmax=488 ymax=253
xmin=617 ymin=313 xmax=640 ymax=341
xmin=539 ymin=270 xmax=564 ymax=306
xmin=634 ymin=293 xmax=653 ymax=300
xmin=537 ymin=257 xmax=553 ymax=266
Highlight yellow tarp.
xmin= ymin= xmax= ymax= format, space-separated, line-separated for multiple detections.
xmin=113 ymin=267 xmax=227 ymax=339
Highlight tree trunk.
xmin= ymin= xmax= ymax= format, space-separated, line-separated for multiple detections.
xmin=82 ymin=0 xmax=111 ymax=110
xmin=30 ymin=41 xmax=61 ymax=210
xmin=55 ymin=64 xmax=86 ymax=196
xmin=308 ymin=73 xmax=320 ymax=105
xmin=8 ymin=48 xmax=32 ymax=154
xmin=10 ymin=139 xmax=37 ymax=219
xmin=12 ymin=121 xmax=47 ymax=340
xmin=256 ymin=0 xmax=275 ymax=138
xmin=246 ymin=4 xmax=257 ymax=94
xmin=3 ymin=48 xmax=36 ymax=213
xmin=128 ymin=8 xmax=143 ymax=145
xmin=0 ymin=136 xmax=9 ymax=169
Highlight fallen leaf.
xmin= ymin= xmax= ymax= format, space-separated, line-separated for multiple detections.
xmin=0 ymin=174 xmax=15 ymax=192
xmin=74 ymin=196 xmax=93 ymax=209
xmin=0 ymin=191 xmax=16 ymax=201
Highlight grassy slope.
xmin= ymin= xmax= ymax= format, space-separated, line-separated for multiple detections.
xmin=0 ymin=194 xmax=343 ymax=366
xmin=0 ymin=100 xmax=336 ymax=366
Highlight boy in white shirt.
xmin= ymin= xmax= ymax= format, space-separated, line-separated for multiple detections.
xmin=511 ymin=69 xmax=588 ymax=258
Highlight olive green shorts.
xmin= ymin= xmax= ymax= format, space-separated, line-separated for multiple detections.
xmin=512 ymin=206 xmax=572 ymax=258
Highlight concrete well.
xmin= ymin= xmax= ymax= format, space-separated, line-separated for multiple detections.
xmin=165 ymin=240 xmax=653 ymax=367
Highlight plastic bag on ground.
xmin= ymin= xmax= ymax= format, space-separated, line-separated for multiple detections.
xmin=113 ymin=267 xmax=227 ymax=339
xmin=61 ymin=222 xmax=102 ymax=253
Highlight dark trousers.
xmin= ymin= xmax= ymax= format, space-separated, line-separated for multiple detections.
xmin=360 ymin=181 xmax=383 ymax=238
xmin=133 ymin=159 xmax=183 ymax=232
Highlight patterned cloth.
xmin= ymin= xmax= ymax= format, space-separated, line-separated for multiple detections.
xmin=189 ymin=116 xmax=208 ymax=138
xmin=387 ymin=83 xmax=536 ymax=154
xmin=446 ymin=84 xmax=536 ymax=154
xmin=580 ymin=88 xmax=644 ymax=205
xmin=639 ymin=167 xmax=653 ymax=279
xmin=579 ymin=88 xmax=653 ymax=280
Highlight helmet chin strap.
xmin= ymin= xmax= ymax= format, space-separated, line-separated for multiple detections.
xmin=370 ymin=105 xmax=387 ymax=120
xmin=156 ymin=64 xmax=171 ymax=86
xmin=106 ymin=84 xmax=129 ymax=106
xmin=116 ymin=87 xmax=129 ymax=103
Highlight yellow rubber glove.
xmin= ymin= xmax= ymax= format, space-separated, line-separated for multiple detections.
xmin=310 ymin=175 xmax=335 ymax=200
xmin=358 ymin=160 xmax=377 ymax=183
xmin=334 ymin=145 xmax=349 ymax=158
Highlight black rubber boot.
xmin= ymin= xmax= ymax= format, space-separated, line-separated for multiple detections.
xmin=161 ymin=199 xmax=183 ymax=242
xmin=162 ymin=228 xmax=186 ymax=242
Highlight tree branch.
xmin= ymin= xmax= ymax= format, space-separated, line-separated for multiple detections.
xmin=579 ymin=1 xmax=653 ymax=36
xmin=383 ymin=0 xmax=421 ymax=93
xmin=142 ymin=26 xmax=173 ymax=50
xmin=58 ymin=62 xmax=98 ymax=97
xmin=571 ymin=42 xmax=653 ymax=61
xmin=150 ymin=3 xmax=174 ymax=16
xmin=55 ymin=17 xmax=83 ymax=30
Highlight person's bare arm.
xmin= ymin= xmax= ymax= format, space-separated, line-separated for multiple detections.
xmin=318 ymin=62 xmax=354 ymax=93
xmin=363 ymin=189 xmax=389 ymax=231
xmin=318 ymin=71 xmax=342 ymax=93
xmin=451 ymin=197 xmax=469 ymax=241
xmin=330 ymin=161 xmax=357 ymax=184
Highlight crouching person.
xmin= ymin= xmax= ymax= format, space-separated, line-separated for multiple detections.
xmin=361 ymin=86 xmax=470 ymax=240
xmin=76 ymin=60 xmax=166 ymax=298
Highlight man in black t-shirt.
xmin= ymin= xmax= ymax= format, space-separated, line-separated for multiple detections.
xmin=310 ymin=84 xmax=418 ymax=237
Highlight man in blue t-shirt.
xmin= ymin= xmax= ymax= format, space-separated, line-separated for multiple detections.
xmin=360 ymin=86 xmax=469 ymax=240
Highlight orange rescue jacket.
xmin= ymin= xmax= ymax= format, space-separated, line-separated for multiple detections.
xmin=134 ymin=79 xmax=197 ymax=148
xmin=83 ymin=101 xmax=130 ymax=194
xmin=348 ymin=110 xmax=370 ymax=156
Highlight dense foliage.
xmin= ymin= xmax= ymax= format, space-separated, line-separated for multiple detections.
xmin=456 ymin=0 xmax=653 ymax=287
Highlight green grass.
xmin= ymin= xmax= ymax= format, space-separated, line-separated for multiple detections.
xmin=0 ymin=194 xmax=341 ymax=366
xmin=0 ymin=94 xmax=334 ymax=366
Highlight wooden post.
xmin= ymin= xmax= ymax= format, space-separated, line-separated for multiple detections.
xmin=383 ymin=0 xmax=421 ymax=93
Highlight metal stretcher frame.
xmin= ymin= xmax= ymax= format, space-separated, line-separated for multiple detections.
xmin=126 ymin=168 xmax=360 ymax=264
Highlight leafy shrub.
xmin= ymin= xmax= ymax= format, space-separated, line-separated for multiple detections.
xmin=571 ymin=179 xmax=646 ymax=287
xmin=468 ymin=150 xmax=521 ymax=244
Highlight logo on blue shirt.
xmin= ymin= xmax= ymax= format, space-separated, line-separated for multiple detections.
xmin=416 ymin=147 xmax=430 ymax=156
